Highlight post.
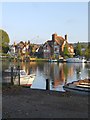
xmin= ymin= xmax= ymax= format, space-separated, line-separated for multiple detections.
xmin=11 ymin=67 xmax=14 ymax=85
xmin=17 ymin=65 xmax=20 ymax=86
xmin=46 ymin=79 xmax=50 ymax=90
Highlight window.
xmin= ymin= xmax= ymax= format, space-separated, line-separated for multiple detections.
xmin=55 ymin=48 xmax=57 ymax=51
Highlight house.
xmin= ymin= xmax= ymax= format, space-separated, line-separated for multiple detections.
xmin=68 ymin=44 xmax=74 ymax=55
xmin=52 ymin=33 xmax=74 ymax=58
xmin=9 ymin=41 xmax=31 ymax=58
xmin=35 ymin=45 xmax=43 ymax=58
xmin=43 ymin=40 xmax=53 ymax=59
xmin=43 ymin=33 xmax=74 ymax=59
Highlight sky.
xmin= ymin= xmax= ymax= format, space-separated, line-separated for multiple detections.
xmin=0 ymin=1 xmax=88 ymax=44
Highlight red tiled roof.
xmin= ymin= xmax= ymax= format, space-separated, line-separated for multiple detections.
xmin=55 ymin=36 xmax=65 ymax=45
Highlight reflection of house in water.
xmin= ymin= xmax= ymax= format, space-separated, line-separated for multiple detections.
xmin=20 ymin=62 xmax=31 ymax=75
xmin=29 ymin=62 xmax=38 ymax=74
xmin=51 ymin=63 xmax=65 ymax=88
xmin=20 ymin=62 xmax=37 ymax=75
xmin=68 ymin=67 xmax=74 ymax=77
xmin=65 ymin=64 xmax=74 ymax=78
xmin=43 ymin=63 xmax=66 ymax=88
xmin=59 ymin=68 xmax=65 ymax=83
xmin=52 ymin=63 xmax=75 ymax=88
xmin=37 ymin=62 xmax=44 ymax=73
xmin=43 ymin=63 xmax=51 ymax=78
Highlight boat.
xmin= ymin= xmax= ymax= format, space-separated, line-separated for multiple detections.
xmin=66 ymin=57 xmax=86 ymax=63
xmin=4 ymin=68 xmax=36 ymax=86
xmin=63 ymin=79 xmax=90 ymax=94
xmin=48 ymin=59 xmax=58 ymax=62
xmin=13 ymin=70 xmax=36 ymax=86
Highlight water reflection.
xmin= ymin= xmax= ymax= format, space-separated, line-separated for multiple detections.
xmin=2 ymin=61 xmax=90 ymax=92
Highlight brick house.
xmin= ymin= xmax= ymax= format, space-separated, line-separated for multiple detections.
xmin=43 ymin=40 xmax=53 ymax=59
xmin=10 ymin=41 xmax=31 ymax=57
xmin=43 ymin=33 xmax=74 ymax=59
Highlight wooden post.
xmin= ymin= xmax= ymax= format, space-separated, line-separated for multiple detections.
xmin=17 ymin=65 xmax=20 ymax=86
xmin=46 ymin=79 xmax=50 ymax=90
xmin=11 ymin=67 xmax=14 ymax=85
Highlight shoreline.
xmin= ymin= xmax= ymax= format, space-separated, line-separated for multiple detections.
xmin=2 ymin=85 xmax=89 ymax=118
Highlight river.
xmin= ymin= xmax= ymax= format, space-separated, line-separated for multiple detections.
xmin=2 ymin=61 xmax=90 ymax=92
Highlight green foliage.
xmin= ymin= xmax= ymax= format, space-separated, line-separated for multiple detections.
xmin=85 ymin=43 xmax=90 ymax=59
xmin=0 ymin=29 xmax=10 ymax=53
xmin=2 ymin=46 xmax=9 ymax=53
xmin=75 ymin=42 xmax=82 ymax=56
xmin=63 ymin=44 xmax=69 ymax=55
xmin=63 ymin=43 xmax=71 ymax=58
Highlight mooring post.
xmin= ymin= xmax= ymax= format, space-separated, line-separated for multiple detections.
xmin=17 ymin=65 xmax=20 ymax=86
xmin=11 ymin=67 xmax=14 ymax=85
xmin=46 ymin=79 xmax=50 ymax=90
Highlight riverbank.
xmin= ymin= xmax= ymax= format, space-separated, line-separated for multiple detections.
xmin=2 ymin=85 xmax=89 ymax=119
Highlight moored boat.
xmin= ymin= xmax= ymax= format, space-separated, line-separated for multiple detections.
xmin=4 ymin=69 xmax=36 ymax=86
xmin=66 ymin=57 xmax=86 ymax=63
xmin=14 ymin=70 xmax=36 ymax=86
xmin=63 ymin=79 xmax=90 ymax=93
xmin=48 ymin=59 xmax=58 ymax=62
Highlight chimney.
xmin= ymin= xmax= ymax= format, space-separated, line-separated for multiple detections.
xmin=52 ymin=33 xmax=57 ymax=41
xmin=65 ymin=34 xmax=67 ymax=41
xmin=14 ymin=41 xmax=16 ymax=46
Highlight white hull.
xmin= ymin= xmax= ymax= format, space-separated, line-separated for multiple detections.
xmin=66 ymin=58 xmax=86 ymax=63
xmin=4 ymin=69 xmax=36 ymax=86
xmin=49 ymin=59 xmax=58 ymax=62
xmin=14 ymin=74 xmax=36 ymax=86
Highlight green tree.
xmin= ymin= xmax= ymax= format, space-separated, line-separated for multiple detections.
xmin=63 ymin=43 xmax=69 ymax=58
xmin=85 ymin=43 xmax=90 ymax=60
xmin=75 ymin=42 xmax=82 ymax=56
xmin=0 ymin=29 xmax=10 ymax=53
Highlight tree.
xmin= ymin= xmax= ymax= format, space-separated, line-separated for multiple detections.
xmin=75 ymin=42 xmax=82 ymax=56
xmin=85 ymin=43 xmax=90 ymax=60
xmin=0 ymin=29 xmax=10 ymax=53
xmin=63 ymin=43 xmax=70 ymax=58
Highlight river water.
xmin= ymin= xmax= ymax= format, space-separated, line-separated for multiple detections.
xmin=2 ymin=61 xmax=90 ymax=92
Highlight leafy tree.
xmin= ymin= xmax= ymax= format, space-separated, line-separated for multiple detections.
xmin=75 ymin=42 xmax=82 ymax=56
xmin=63 ymin=43 xmax=70 ymax=58
xmin=2 ymin=46 xmax=9 ymax=53
xmin=85 ymin=43 xmax=90 ymax=60
xmin=0 ymin=29 xmax=10 ymax=53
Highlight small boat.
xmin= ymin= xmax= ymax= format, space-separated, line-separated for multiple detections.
xmin=4 ymin=68 xmax=36 ymax=86
xmin=66 ymin=57 xmax=86 ymax=63
xmin=63 ymin=79 xmax=90 ymax=94
xmin=48 ymin=59 xmax=58 ymax=62
xmin=14 ymin=70 xmax=36 ymax=86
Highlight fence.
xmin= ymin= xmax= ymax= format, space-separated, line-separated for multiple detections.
xmin=2 ymin=66 xmax=20 ymax=86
